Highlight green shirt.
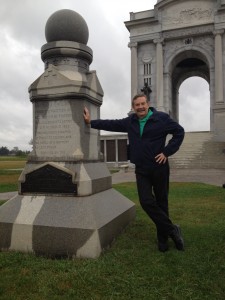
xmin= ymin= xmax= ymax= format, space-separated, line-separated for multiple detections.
xmin=139 ymin=109 xmax=153 ymax=136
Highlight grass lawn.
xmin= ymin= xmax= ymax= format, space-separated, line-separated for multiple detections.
xmin=0 ymin=156 xmax=27 ymax=162
xmin=0 ymin=157 xmax=26 ymax=194
xmin=0 ymin=182 xmax=225 ymax=299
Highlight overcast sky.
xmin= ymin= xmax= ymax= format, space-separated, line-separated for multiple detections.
xmin=0 ymin=0 xmax=210 ymax=151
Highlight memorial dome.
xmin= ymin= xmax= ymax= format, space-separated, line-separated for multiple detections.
xmin=45 ymin=9 xmax=89 ymax=45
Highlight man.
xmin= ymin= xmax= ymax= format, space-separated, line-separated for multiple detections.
xmin=83 ymin=93 xmax=185 ymax=252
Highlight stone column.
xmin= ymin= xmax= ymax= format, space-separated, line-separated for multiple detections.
xmin=214 ymin=29 xmax=224 ymax=104
xmin=154 ymin=38 xmax=164 ymax=111
xmin=128 ymin=42 xmax=138 ymax=102
xmin=103 ymin=139 xmax=107 ymax=162
xmin=115 ymin=138 xmax=118 ymax=166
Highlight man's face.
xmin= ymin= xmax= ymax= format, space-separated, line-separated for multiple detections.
xmin=132 ymin=96 xmax=150 ymax=119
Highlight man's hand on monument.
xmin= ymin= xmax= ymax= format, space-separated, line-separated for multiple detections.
xmin=83 ymin=107 xmax=91 ymax=124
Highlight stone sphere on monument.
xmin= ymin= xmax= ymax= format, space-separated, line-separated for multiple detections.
xmin=45 ymin=9 xmax=89 ymax=44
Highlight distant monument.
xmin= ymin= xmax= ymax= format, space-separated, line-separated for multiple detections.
xmin=125 ymin=0 xmax=225 ymax=141
xmin=0 ymin=9 xmax=135 ymax=258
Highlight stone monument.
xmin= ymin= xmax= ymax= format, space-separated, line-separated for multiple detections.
xmin=0 ymin=9 xmax=135 ymax=258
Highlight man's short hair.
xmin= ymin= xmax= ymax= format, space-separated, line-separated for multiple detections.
xmin=132 ymin=93 xmax=148 ymax=106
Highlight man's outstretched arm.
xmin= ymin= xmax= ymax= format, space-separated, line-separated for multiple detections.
xmin=83 ymin=106 xmax=128 ymax=133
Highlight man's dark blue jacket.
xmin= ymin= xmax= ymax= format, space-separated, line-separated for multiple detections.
xmin=91 ymin=107 xmax=185 ymax=169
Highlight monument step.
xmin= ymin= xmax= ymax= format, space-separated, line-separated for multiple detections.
xmin=169 ymin=131 xmax=225 ymax=169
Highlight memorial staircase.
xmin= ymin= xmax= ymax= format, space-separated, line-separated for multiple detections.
xmin=168 ymin=131 xmax=225 ymax=169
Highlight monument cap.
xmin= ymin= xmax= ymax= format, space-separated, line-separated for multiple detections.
xmin=45 ymin=9 xmax=89 ymax=45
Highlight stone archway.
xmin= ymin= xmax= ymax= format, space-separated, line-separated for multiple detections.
xmin=168 ymin=49 xmax=210 ymax=122
xmin=125 ymin=0 xmax=225 ymax=141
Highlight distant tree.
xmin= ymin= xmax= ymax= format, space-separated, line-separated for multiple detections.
xmin=13 ymin=147 xmax=19 ymax=152
xmin=0 ymin=146 xmax=10 ymax=156
xmin=16 ymin=150 xmax=24 ymax=156
xmin=0 ymin=146 xmax=30 ymax=156
xmin=10 ymin=147 xmax=18 ymax=156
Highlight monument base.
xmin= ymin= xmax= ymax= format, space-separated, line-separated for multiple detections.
xmin=0 ymin=189 xmax=135 ymax=258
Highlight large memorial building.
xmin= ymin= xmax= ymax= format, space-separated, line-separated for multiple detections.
xmin=102 ymin=0 xmax=225 ymax=168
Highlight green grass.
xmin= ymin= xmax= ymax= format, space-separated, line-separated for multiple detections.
xmin=0 ymin=158 xmax=24 ymax=193
xmin=0 ymin=183 xmax=18 ymax=193
xmin=109 ymin=168 xmax=120 ymax=174
xmin=0 ymin=182 xmax=225 ymax=299
xmin=0 ymin=156 xmax=27 ymax=161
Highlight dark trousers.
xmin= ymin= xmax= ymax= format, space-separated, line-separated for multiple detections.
xmin=135 ymin=164 xmax=174 ymax=242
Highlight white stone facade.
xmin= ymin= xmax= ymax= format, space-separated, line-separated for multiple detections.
xmin=125 ymin=0 xmax=225 ymax=141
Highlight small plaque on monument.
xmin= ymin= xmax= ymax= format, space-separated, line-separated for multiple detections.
xmin=21 ymin=164 xmax=77 ymax=195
